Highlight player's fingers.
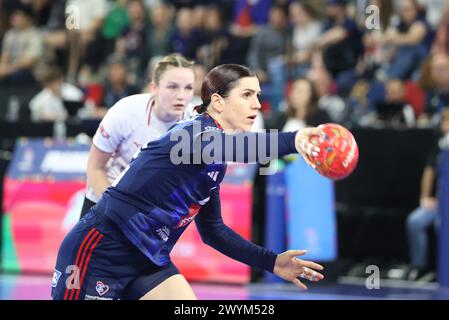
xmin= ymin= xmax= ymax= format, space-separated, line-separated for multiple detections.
xmin=293 ymin=258 xmax=322 ymax=271
xmin=300 ymin=260 xmax=324 ymax=271
xmin=289 ymin=250 xmax=308 ymax=258
xmin=299 ymin=139 xmax=320 ymax=158
xmin=293 ymin=278 xmax=308 ymax=290
xmin=302 ymin=127 xmax=320 ymax=138
xmin=298 ymin=267 xmax=324 ymax=282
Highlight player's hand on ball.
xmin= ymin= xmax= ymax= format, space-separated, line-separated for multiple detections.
xmin=273 ymin=250 xmax=324 ymax=290
xmin=295 ymin=127 xmax=321 ymax=168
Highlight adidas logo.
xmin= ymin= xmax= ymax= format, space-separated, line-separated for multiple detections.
xmin=207 ymin=171 xmax=219 ymax=181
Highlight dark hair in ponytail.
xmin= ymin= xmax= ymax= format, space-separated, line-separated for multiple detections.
xmin=194 ymin=64 xmax=255 ymax=113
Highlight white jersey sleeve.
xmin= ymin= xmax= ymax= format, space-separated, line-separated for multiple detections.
xmin=92 ymin=102 xmax=129 ymax=154
xmin=86 ymin=94 xmax=153 ymax=203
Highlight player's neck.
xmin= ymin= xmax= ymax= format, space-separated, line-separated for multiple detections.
xmin=205 ymin=110 xmax=231 ymax=131
xmin=152 ymin=102 xmax=178 ymax=123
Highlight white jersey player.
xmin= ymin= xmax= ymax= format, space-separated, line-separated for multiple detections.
xmin=80 ymin=54 xmax=196 ymax=218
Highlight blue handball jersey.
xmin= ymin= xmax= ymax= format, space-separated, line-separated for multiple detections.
xmin=98 ymin=113 xmax=298 ymax=270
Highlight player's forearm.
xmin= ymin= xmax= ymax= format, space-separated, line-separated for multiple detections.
xmin=197 ymin=221 xmax=277 ymax=272
xmin=195 ymin=190 xmax=277 ymax=272
xmin=87 ymin=169 xmax=111 ymax=199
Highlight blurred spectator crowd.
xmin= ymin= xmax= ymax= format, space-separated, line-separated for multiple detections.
xmin=1 ymin=0 xmax=449 ymax=130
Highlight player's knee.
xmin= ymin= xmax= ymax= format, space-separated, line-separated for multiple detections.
xmin=139 ymin=274 xmax=196 ymax=300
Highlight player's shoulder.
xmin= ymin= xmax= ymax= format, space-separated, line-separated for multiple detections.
xmin=167 ymin=114 xmax=223 ymax=144
xmin=108 ymin=93 xmax=152 ymax=118
xmin=172 ymin=113 xmax=216 ymax=130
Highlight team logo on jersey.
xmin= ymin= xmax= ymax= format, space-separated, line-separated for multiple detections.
xmin=99 ymin=124 xmax=110 ymax=139
xmin=95 ymin=281 xmax=110 ymax=296
xmin=52 ymin=269 xmax=62 ymax=288
xmin=155 ymin=226 xmax=170 ymax=241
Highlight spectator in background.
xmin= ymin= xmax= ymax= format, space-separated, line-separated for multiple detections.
xmin=246 ymin=4 xmax=287 ymax=84
xmin=308 ymin=67 xmax=348 ymax=124
xmin=314 ymin=0 xmax=363 ymax=96
xmin=100 ymin=56 xmax=140 ymax=110
xmin=352 ymin=0 xmax=394 ymax=32
xmin=29 ymin=67 xmax=84 ymax=122
xmin=406 ymin=108 xmax=449 ymax=282
xmin=196 ymin=4 xmax=229 ymax=69
xmin=100 ymin=0 xmax=130 ymax=58
xmin=40 ymin=0 xmax=69 ymax=70
xmin=375 ymin=79 xmax=416 ymax=127
xmin=432 ymin=1 xmax=449 ymax=55
xmin=347 ymin=79 xmax=375 ymax=126
xmin=286 ymin=1 xmax=322 ymax=79
xmin=169 ymin=7 xmax=202 ymax=60
xmin=25 ymin=0 xmax=52 ymax=27
xmin=0 ymin=4 xmax=43 ymax=84
xmin=417 ymin=0 xmax=445 ymax=31
xmin=355 ymin=0 xmax=394 ymax=80
xmin=66 ymin=0 xmax=108 ymax=83
xmin=246 ymin=4 xmax=288 ymax=110
xmin=269 ymin=78 xmax=331 ymax=132
xmin=102 ymin=0 xmax=129 ymax=39
xmin=379 ymin=0 xmax=432 ymax=81
xmin=191 ymin=3 xmax=207 ymax=30
xmin=421 ymin=52 xmax=449 ymax=124
xmin=220 ymin=0 xmax=271 ymax=66
xmin=147 ymin=2 xmax=174 ymax=59
xmin=191 ymin=63 xmax=207 ymax=107
xmin=115 ymin=0 xmax=151 ymax=86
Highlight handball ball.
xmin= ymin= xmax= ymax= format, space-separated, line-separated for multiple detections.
xmin=309 ymin=123 xmax=359 ymax=180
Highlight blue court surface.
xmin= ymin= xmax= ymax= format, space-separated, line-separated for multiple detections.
xmin=1 ymin=274 xmax=448 ymax=300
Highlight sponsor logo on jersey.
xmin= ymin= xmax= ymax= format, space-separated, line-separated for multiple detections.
xmin=99 ymin=124 xmax=110 ymax=139
xmin=95 ymin=281 xmax=110 ymax=296
xmin=52 ymin=269 xmax=62 ymax=288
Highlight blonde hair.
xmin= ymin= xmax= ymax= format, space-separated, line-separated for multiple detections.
xmin=152 ymin=53 xmax=195 ymax=85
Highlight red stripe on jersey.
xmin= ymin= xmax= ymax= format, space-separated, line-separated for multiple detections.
xmin=74 ymin=233 xmax=104 ymax=300
xmin=69 ymin=231 xmax=101 ymax=300
xmin=64 ymin=228 xmax=96 ymax=300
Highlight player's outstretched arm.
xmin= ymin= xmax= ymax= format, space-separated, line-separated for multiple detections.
xmin=195 ymin=188 xmax=277 ymax=272
xmin=195 ymin=190 xmax=325 ymax=289
xmin=274 ymin=250 xmax=324 ymax=290
xmin=197 ymin=127 xmax=320 ymax=165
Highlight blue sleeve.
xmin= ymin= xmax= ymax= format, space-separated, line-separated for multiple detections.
xmin=194 ymin=188 xmax=277 ymax=272
xmin=195 ymin=131 xmax=297 ymax=164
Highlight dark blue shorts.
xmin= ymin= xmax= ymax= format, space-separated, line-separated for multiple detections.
xmin=51 ymin=208 xmax=180 ymax=300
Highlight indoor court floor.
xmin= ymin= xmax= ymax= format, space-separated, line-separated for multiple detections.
xmin=0 ymin=274 xmax=448 ymax=300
